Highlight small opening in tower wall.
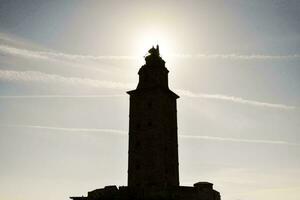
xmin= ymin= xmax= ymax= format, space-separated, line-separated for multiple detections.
xmin=148 ymin=102 xmax=152 ymax=108
xmin=148 ymin=121 xmax=152 ymax=127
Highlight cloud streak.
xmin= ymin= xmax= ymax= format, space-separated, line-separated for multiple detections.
xmin=0 ymin=95 xmax=126 ymax=99
xmin=0 ymin=45 xmax=49 ymax=59
xmin=0 ymin=44 xmax=136 ymax=61
xmin=179 ymin=134 xmax=300 ymax=146
xmin=0 ymin=70 xmax=296 ymax=110
xmin=0 ymin=124 xmax=127 ymax=135
xmin=176 ymin=89 xmax=297 ymax=110
xmin=1 ymin=124 xmax=299 ymax=146
xmin=0 ymin=70 xmax=134 ymax=90
xmin=168 ymin=53 xmax=300 ymax=60
xmin=1 ymin=44 xmax=300 ymax=61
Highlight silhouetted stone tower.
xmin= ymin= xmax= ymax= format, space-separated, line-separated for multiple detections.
xmin=127 ymin=45 xmax=180 ymax=188
xmin=70 ymin=46 xmax=221 ymax=200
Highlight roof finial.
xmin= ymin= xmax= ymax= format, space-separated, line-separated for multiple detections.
xmin=148 ymin=45 xmax=160 ymax=57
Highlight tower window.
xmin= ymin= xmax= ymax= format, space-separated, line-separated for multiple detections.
xmin=148 ymin=102 xmax=152 ymax=108
xmin=148 ymin=121 xmax=152 ymax=127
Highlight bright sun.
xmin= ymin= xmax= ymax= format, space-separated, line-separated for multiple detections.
xmin=135 ymin=30 xmax=173 ymax=58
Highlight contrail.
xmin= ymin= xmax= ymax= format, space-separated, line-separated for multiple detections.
xmin=1 ymin=124 xmax=299 ymax=146
xmin=0 ymin=124 xmax=127 ymax=135
xmin=179 ymin=134 xmax=300 ymax=146
xmin=0 ymin=95 xmax=126 ymax=99
xmin=168 ymin=53 xmax=300 ymax=60
xmin=176 ymin=89 xmax=297 ymax=110
xmin=0 ymin=44 xmax=136 ymax=61
xmin=1 ymin=44 xmax=300 ymax=61
xmin=0 ymin=70 xmax=134 ymax=90
xmin=0 ymin=70 xmax=297 ymax=110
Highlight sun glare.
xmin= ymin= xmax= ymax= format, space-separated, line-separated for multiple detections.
xmin=135 ymin=30 xmax=173 ymax=58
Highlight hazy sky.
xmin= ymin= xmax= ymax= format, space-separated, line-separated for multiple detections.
xmin=0 ymin=1 xmax=299 ymax=200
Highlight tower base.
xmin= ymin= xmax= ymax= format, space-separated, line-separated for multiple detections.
xmin=70 ymin=182 xmax=221 ymax=200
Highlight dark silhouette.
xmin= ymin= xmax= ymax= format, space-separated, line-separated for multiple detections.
xmin=127 ymin=45 xmax=179 ymax=188
xmin=70 ymin=46 xmax=221 ymax=200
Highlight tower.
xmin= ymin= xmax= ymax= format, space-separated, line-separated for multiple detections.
xmin=127 ymin=45 xmax=180 ymax=188
xmin=70 ymin=45 xmax=221 ymax=200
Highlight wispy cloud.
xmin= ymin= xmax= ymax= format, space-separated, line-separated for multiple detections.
xmin=1 ymin=124 xmax=299 ymax=146
xmin=0 ymin=70 xmax=296 ymax=110
xmin=168 ymin=53 xmax=300 ymax=60
xmin=0 ymin=44 xmax=136 ymax=61
xmin=0 ymin=70 xmax=134 ymax=90
xmin=176 ymin=89 xmax=297 ymax=110
xmin=1 ymin=44 xmax=300 ymax=61
xmin=179 ymin=134 xmax=300 ymax=146
xmin=0 ymin=124 xmax=127 ymax=135
xmin=0 ymin=95 xmax=126 ymax=99
xmin=0 ymin=45 xmax=49 ymax=59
